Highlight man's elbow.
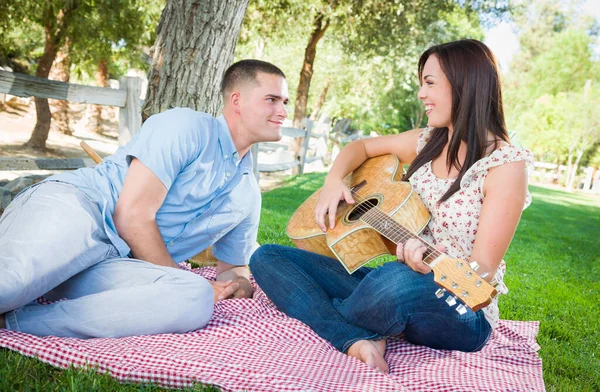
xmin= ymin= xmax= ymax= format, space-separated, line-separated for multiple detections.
xmin=113 ymin=204 xmax=155 ymax=236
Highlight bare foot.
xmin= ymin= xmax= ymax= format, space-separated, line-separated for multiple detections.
xmin=347 ymin=339 xmax=389 ymax=374
xmin=0 ymin=313 xmax=6 ymax=329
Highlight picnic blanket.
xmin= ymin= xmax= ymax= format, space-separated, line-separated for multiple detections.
xmin=0 ymin=266 xmax=545 ymax=392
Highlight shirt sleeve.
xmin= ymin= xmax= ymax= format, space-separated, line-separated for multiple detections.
xmin=211 ymin=195 xmax=261 ymax=266
xmin=124 ymin=108 xmax=204 ymax=190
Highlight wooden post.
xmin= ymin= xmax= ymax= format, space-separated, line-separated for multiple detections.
xmin=298 ymin=119 xmax=313 ymax=175
xmin=118 ymin=76 xmax=142 ymax=146
xmin=251 ymin=143 xmax=260 ymax=182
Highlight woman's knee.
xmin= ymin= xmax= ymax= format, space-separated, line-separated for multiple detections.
xmin=249 ymin=244 xmax=288 ymax=277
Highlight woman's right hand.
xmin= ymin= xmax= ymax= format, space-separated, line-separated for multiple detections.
xmin=314 ymin=177 xmax=355 ymax=231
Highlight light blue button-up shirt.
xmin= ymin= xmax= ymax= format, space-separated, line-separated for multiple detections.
xmin=50 ymin=108 xmax=260 ymax=265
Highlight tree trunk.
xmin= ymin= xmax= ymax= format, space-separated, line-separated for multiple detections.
xmin=564 ymin=148 xmax=574 ymax=187
xmin=293 ymin=13 xmax=330 ymax=128
xmin=86 ymin=59 xmax=109 ymax=134
xmin=566 ymin=149 xmax=584 ymax=191
xmin=49 ymin=38 xmax=72 ymax=135
xmin=289 ymin=12 xmax=330 ymax=171
xmin=27 ymin=7 xmax=75 ymax=150
xmin=309 ymin=78 xmax=330 ymax=121
xmin=142 ymin=0 xmax=249 ymax=120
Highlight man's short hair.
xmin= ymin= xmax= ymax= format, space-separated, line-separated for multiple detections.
xmin=220 ymin=60 xmax=286 ymax=96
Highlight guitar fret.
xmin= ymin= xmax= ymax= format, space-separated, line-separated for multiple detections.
xmin=360 ymin=206 xmax=441 ymax=266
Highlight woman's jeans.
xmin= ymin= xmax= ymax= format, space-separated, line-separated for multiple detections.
xmin=0 ymin=181 xmax=214 ymax=339
xmin=250 ymin=244 xmax=491 ymax=353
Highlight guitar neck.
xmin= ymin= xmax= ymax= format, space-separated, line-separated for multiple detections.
xmin=360 ymin=207 xmax=442 ymax=266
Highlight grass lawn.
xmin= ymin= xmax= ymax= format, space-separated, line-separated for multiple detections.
xmin=1 ymin=174 xmax=599 ymax=391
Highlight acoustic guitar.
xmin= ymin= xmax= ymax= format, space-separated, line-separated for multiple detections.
xmin=286 ymin=154 xmax=497 ymax=313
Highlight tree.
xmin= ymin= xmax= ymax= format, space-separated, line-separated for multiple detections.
xmin=236 ymin=0 xmax=490 ymax=136
xmin=9 ymin=1 xmax=81 ymax=149
xmin=69 ymin=0 xmax=162 ymax=134
xmin=142 ymin=0 xmax=250 ymax=119
xmin=506 ymin=22 xmax=600 ymax=184
xmin=521 ymin=86 xmax=600 ymax=190
xmin=49 ymin=38 xmax=72 ymax=135
xmin=0 ymin=0 xmax=157 ymax=149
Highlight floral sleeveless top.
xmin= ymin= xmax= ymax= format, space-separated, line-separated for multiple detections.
xmin=409 ymin=127 xmax=534 ymax=328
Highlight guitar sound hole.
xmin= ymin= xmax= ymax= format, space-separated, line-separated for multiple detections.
xmin=347 ymin=198 xmax=380 ymax=222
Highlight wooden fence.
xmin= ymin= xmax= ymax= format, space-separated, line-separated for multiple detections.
xmin=0 ymin=70 xmax=324 ymax=180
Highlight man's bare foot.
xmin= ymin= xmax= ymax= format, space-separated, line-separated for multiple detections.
xmin=0 ymin=313 xmax=6 ymax=329
xmin=347 ymin=339 xmax=389 ymax=374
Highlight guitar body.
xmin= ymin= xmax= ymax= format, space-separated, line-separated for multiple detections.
xmin=286 ymin=154 xmax=431 ymax=273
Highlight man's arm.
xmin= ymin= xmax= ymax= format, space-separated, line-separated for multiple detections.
xmin=113 ymin=158 xmax=178 ymax=268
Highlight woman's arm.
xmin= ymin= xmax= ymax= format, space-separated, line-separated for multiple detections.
xmin=315 ymin=128 xmax=423 ymax=231
xmin=469 ymin=160 xmax=529 ymax=280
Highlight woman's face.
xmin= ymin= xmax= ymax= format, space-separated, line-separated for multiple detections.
xmin=418 ymin=54 xmax=453 ymax=130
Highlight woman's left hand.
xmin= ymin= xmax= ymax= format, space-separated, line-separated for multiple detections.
xmin=396 ymin=239 xmax=446 ymax=274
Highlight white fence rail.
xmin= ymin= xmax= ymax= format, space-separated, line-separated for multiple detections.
xmin=0 ymin=70 xmax=325 ymax=181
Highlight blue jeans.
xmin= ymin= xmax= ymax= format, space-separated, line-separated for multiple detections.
xmin=0 ymin=181 xmax=214 ymax=338
xmin=250 ymin=244 xmax=491 ymax=353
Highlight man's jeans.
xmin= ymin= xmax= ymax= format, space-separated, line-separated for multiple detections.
xmin=0 ymin=181 xmax=214 ymax=338
xmin=250 ymin=244 xmax=491 ymax=353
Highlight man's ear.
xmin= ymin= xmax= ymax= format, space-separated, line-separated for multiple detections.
xmin=229 ymin=91 xmax=241 ymax=114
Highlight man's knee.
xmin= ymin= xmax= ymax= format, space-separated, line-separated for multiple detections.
xmin=172 ymin=275 xmax=214 ymax=333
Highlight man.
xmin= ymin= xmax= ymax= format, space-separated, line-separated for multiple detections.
xmin=0 ymin=59 xmax=289 ymax=338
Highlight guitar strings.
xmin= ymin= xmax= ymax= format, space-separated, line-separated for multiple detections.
xmin=343 ymin=186 xmax=444 ymax=262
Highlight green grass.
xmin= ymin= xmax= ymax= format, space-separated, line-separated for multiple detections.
xmin=2 ymin=175 xmax=599 ymax=391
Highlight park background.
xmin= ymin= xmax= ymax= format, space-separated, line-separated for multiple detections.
xmin=0 ymin=0 xmax=599 ymax=391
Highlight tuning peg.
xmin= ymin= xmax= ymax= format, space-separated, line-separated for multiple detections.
xmin=490 ymin=279 xmax=499 ymax=288
xmin=479 ymin=272 xmax=489 ymax=279
xmin=435 ymin=288 xmax=446 ymax=298
xmin=445 ymin=296 xmax=457 ymax=307
xmin=455 ymin=304 xmax=467 ymax=315
xmin=469 ymin=261 xmax=480 ymax=271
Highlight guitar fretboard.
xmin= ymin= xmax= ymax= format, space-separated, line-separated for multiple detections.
xmin=360 ymin=206 xmax=442 ymax=265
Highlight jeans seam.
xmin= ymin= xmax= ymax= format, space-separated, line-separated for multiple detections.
xmin=473 ymin=315 xmax=492 ymax=351
xmin=403 ymin=310 xmax=490 ymax=350
xmin=272 ymin=246 xmax=379 ymax=352
xmin=4 ymin=310 xmax=20 ymax=332
xmin=341 ymin=333 xmax=380 ymax=353
xmin=0 ymin=184 xmax=43 ymax=237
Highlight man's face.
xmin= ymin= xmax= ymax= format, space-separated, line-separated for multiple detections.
xmin=238 ymin=72 xmax=289 ymax=143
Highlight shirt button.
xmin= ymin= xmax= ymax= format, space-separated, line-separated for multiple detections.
xmin=226 ymin=172 xmax=231 ymax=177
xmin=224 ymin=155 xmax=229 ymax=159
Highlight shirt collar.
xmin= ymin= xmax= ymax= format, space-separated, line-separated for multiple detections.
xmin=216 ymin=115 xmax=253 ymax=174
xmin=216 ymin=115 xmax=238 ymax=161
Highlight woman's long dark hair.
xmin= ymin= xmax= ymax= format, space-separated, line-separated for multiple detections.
xmin=402 ymin=39 xmax=509 ymax=203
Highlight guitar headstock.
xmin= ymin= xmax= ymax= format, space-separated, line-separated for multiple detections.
xmin=430 ymin=257 xmax=497 ymax=312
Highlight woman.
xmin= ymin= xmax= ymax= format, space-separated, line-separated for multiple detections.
xmin=250 ymin=39 xmax=533 ymax=374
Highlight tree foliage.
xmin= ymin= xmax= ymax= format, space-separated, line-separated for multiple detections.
xmin=0 ymin=0 xmax=163 ymax=148
xmin=503 ymin=0 xmax=600 ymax=185
xmin=236 ymin=0 xmax=491 ymax=134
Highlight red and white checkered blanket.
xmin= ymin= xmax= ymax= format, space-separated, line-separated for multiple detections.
xmin=0 ymin=266 xmax=545 ymax=391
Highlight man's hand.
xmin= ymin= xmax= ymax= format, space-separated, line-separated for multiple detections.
xmin=210 ymin=281 xmax=231 ymax=303
xmin=215 ymin=262 xmax=253 ymax=300
xmin=215 ymin=276 xmax=253 ymax=301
